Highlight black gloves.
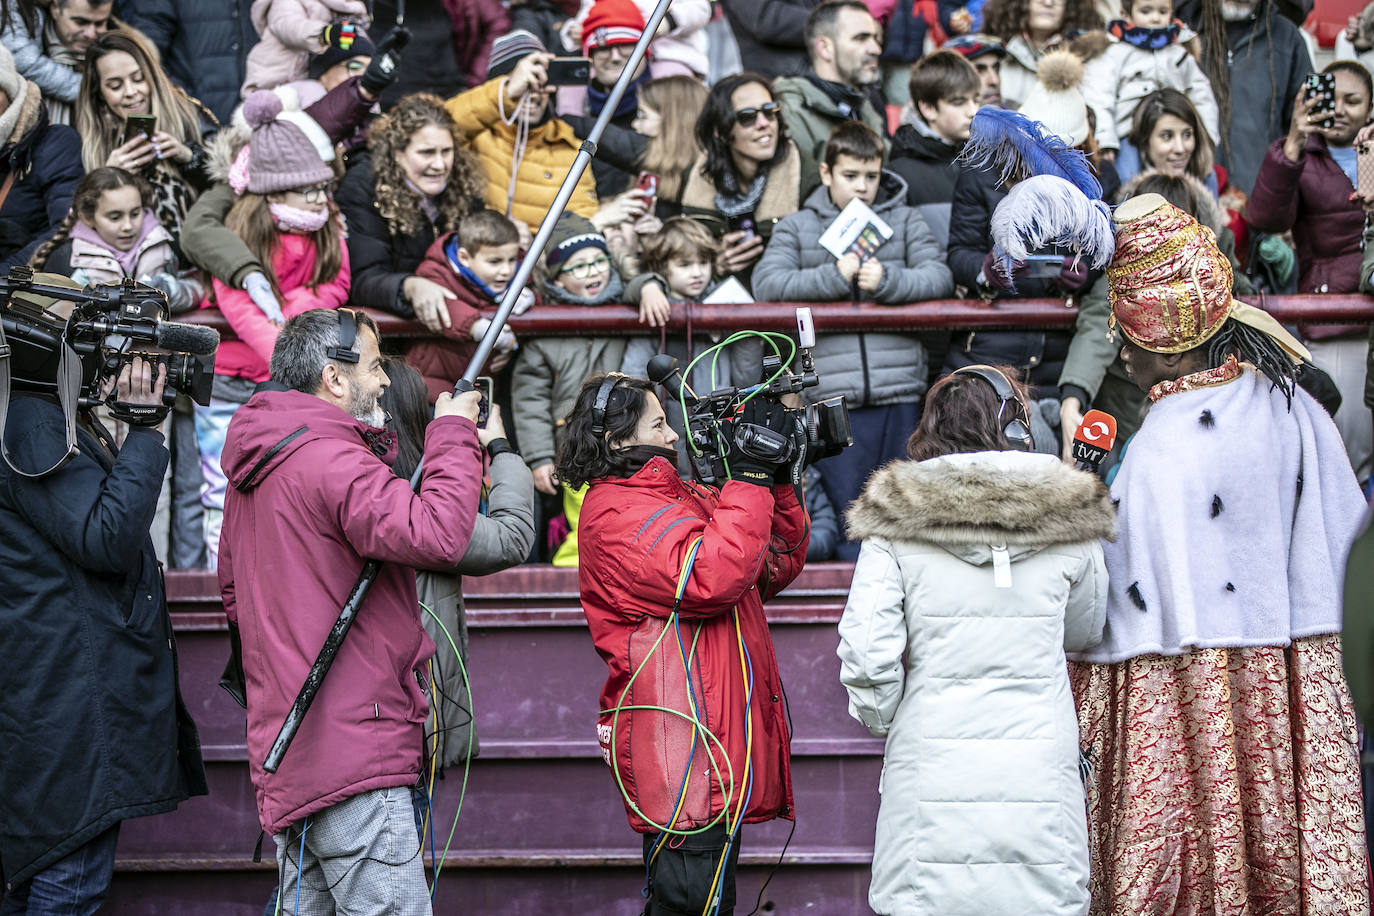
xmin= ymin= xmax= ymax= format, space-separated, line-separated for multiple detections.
xmin=728 ymin=399 xmax=796 ymax=487
xmin=360 ymin=27 xmax=411 ymax=97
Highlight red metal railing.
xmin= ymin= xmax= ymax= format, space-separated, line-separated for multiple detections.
xmin=178 ymin=294 xmax=1374 ymax=338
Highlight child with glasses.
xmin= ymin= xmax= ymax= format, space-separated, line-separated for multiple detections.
xmin=195 ymin=90 xmax=351 ymax=564
xmin=511 ymin=214 xmax=628 ymax=560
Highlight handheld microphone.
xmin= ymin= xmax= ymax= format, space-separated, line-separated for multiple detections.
xmin=1071 ymin=409 xmax=1117 ymax=474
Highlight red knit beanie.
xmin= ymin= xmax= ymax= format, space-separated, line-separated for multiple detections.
xmin=581 ymin=0 xmax=644 ymax=55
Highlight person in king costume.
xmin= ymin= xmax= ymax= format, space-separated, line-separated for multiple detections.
xmin=1067 ymin=193 xmax=1371 ymax=915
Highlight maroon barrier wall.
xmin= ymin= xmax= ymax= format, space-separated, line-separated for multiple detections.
xmin=104 ymin=566 xmax=882 ymax=915
xmin=94 ymin=297 xmax=1374 ymax=911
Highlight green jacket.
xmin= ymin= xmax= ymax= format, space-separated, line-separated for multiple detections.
xmin=1360 ymin=226 xmax=1374 ymax=410
xmin=1343 ymin=503 xmax=1374 ymax=725
xmin=181 ymin=181 xmax=262 ymax=289
xmin=773 ymin=75 xmax=887 ymax=199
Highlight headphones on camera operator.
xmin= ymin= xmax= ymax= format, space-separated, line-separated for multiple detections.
xmin=0 ymin=269 xmax=220 ymax=478
xmin=951 ymin=364 xmax=1035 ymax=452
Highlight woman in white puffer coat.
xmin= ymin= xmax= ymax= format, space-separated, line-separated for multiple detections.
xmin=837 ymin=365 xmax=1115 ymax=916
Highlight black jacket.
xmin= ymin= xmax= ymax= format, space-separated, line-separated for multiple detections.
xmin=720 ymin=0 xmax=823 ymax=78
xmin=120 ymin=0 xmax=255 ymax=126
xmin=944 ymin=162 xmax=1120 ymax=397
xmin=0 ymin=104 xmax=82 ymax=274
xmin=888 ymin=122 xmax=963 ymax=252
xmin=0 ymin=403 xmax=206 ymax=888
xmin=1213 ymin=5 xmax=1312 ymax=195
xmin=336 ymin=153 xmax=435 ymax=319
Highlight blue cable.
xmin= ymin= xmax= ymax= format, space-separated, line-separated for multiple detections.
xmin=425 ymin=784 xmax=437 ymax=899
xmin=710 ymin=637 xmax=755 ymax=916
xmin=294 ymin=818 xmax=308 ymax=916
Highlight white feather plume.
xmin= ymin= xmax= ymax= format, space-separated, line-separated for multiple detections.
xmin=989 ymin=174 xmax=1116 ymax=281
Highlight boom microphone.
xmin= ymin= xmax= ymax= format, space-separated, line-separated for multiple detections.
xmin=154 ymin=321 xmax=221 ymax=356
xmin=1071 ymin=409 xmax=1117 ymax=474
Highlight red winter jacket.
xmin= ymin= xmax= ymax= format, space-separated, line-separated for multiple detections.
xmin=1247 ymin=135 xmax=1366 ymax=340
xmin=442 ymin=0 xmax=511 ymax=88
xmin=405 ymin=232 xmax=496 ymax=403
xmin=578 ymin=456 xmax=809 ymax=835
xmin=218 ymin=389 xmax=482 ymax=835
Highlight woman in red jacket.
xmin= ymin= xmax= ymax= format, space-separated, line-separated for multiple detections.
xmin=557 ymin=374 xmax=809 ymax=916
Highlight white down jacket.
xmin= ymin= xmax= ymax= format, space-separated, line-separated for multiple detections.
xmin=1081 ymin=35 xmax=1221 ymax=151
xmin=838 ymin=450 xmax=1114 ymax=916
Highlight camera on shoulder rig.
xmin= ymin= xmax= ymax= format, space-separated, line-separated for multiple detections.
xmin=646 ymin=307 xmax=853 ymax=486
xmin=0 ymin=268 xmax=220 ymax=475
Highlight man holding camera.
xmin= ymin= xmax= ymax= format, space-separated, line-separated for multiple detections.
xmin=218 ymin=309 xmax=483 ymax=914
xmin=557 ymin=373 xmax=809 ymax=915
xmin=0 ymin=293 xmax=206 ymax=912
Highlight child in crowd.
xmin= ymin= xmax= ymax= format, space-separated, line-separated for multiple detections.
xmin=511 ymin=213 xmax=627 ymax=565
xmin=753 ymin=120 xmax=953 ymax=560
xmin=1081 ymin=0 xmax=1219 ymax=175
xmin=31 ymin=166 xmax=204 ymax=312
xmin=195 ymin=90 xmax=350 ymax=565
xmin=890 ymin=49 xmax=981 ymax=254
xmin=242 ymin=0 xmax=370 ymax=96
xmin=621 ymin=217 xmax=725 ymax=471
xmin=406 ymin=208 xmax=530 ymax=402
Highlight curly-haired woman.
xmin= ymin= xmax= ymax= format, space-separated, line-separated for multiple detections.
xmin=982 ymin=0 xmax=1103 ymax=109
xmin=335 ymin=93 xmax=486 ymax=331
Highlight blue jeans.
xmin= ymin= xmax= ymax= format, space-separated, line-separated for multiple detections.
xmin=0 ymin=824 xmax=119 ymax=916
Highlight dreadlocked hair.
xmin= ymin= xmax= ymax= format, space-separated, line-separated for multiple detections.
xmin=30 ymin=166 xmax=154 ymax=270
xmin=1206 ymin=317 xmax=1297 ymax=405
xmin=1198 ymin=0 xmax=1231 ymax=141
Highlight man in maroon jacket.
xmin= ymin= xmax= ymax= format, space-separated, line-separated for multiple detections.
xmin=1248 ymin=59 xmax=1373 ymax=483
xmin=218 ymin=309 xmax=483 ymax=915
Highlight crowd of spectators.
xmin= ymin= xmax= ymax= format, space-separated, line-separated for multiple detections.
xmin=0 ymin=0 xmax=1370 ymax=570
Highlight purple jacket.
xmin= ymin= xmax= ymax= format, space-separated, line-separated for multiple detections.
xmin=218 ymin=389 xmax=482 ymax=835
xmin=1247 ymin=135 xmax=1365 ymax=339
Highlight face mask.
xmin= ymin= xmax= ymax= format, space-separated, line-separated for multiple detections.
xmin=269 ymin=201 xmax=330 ymax=233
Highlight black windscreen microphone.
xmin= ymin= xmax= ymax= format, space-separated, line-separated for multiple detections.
xmin=154 ymin=320 xmax=220 ymax=356
xmin=646 ymin=353 xmax=698 ymax=403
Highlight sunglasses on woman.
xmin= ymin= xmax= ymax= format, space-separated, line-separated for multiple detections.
xmin=732 ymin=102 xmax=780 ymax=128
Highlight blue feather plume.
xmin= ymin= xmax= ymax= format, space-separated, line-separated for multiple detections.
xmin=959 ymin=107 xmax=1103 ymax=201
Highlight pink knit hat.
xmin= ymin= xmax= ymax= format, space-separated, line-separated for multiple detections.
xmin=242 ymin=90 xmax=333 ymax=195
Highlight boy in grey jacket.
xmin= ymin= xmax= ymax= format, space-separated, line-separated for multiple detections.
xmin=753 ymin=120 xmax=953 ymax=559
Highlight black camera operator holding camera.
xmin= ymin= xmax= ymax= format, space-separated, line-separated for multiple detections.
xmin=0 ymin=276 xmax=208 ymax=912
xmin=558 ymin=373 xmax=810 ymax=916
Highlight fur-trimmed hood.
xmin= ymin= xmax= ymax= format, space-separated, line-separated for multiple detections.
xmin=1118 ymin=169 xmax=1223 ymax=235
xmin=846 ymin=451 xmax=1115 ymax=558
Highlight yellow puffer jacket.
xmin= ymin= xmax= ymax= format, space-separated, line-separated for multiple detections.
xmin=444 ymin=78 xmax=600 ymax=229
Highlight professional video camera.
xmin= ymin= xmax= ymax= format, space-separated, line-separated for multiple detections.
xmin=646 ymin=308 xmax=852 ymax=486
xmin=0 ymin=268 xmax=220 ymax=477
